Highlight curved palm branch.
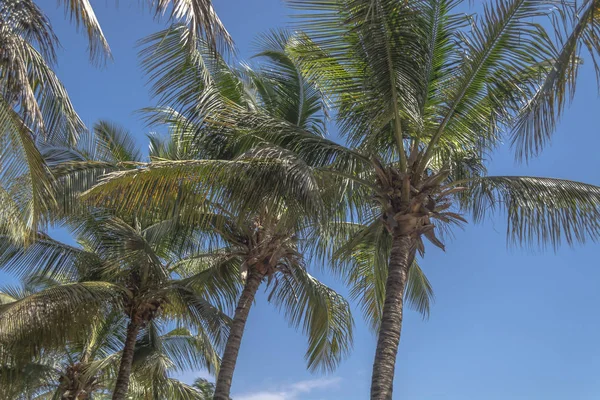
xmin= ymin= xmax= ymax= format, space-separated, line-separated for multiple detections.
xmin=151 ymin=0 xmax=233 ymax=53
xmin=0 ymin=231 xmax=99 ymax=280
xmin=510 ymin=0 xmax=600 ymax=158
xmin=53 ymin=0 xmax=232 ymax=63
xmin=0 ymin=23 xmax=86 ymax=142
xmin=466 ymin=176 xmax=600 ymax=249
xmin=252 ymin=29 xmax=329 ymax=135
xmin=129 ymin=377 xmax=204 ymax=400
xmin=267 ymin=264 xmax=354 ymax=372
xmin=82 ymin=148 xmax=324 ymax=222
xmin=0 ymin=98 xmax=55 ymax=242
xmin=56 ymin=0 xmax=111 ymax=64
xmin=0 ymin=282 xmax=124 ymax=362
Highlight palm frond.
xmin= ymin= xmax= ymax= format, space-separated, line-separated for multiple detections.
xmin=163 ymin=284 xmax=231 ymax=351
xmin=92 ymin=121 xmax=142 ymax=163
xmin=0 ymin=360 xmax=60 ymax=400
xmin=331 ymin=220 xmax=434 ymax=329
xmin=268 ymin=264 xmax=354 ymax=373
xmin=253 ymin=30 xmax=329 ymax=135
xmin=138 ymin=24 xmax=215 ymax=113
xmin=129 ymin=376 xmax=204 ymax=400
xmin=57 ymin=0 xmax=111 ymax=64
xmin=405 ymin=261 xmax=435 ymax=319
xmin=0 ymin=282 xmax=124 ymax=362
xmin=466 ymin=176 xmax=600 ymax=249
xmin=0 ymin=0 xmax=59 ymax=63
xmin=159 ymin=327 xmax=221 ymax=374
xmin=174 ymin=252 xmax=242 ymax=314
xmin=151 ymin=0 xmax=233 ymax=53
xmin=419 ymin=0 xmax=566 ymax=171
xmin=511 ymin=0 xmax=600 ymax=159
xmin=0 ymin=98 xmax=55 ymax=242
xmin=82 ymin=149 xmax=324 ymax=222
xmin=1 ymin=32 xmax=86 ymax=142
xmin=0 ymin=232 xmax=97 ymax=280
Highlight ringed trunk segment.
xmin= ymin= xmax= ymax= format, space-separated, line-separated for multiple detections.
xmin=370 ymin=233 xmax=414 ymax=400
xmin=214 ymin=270 xmax=264 ymax=400
xmin=111 ymin=319 xmax=141 ymax=400
xmin=370 ymin=158 xmax=464 ymax=399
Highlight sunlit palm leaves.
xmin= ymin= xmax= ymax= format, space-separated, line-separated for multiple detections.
xmin=55 ymin=0 xmax=233 ymax=62
xmin=0 ymin=0 xmax=232 ymax=242
xmin=0 ymin=280 xmax=213 ymax=399
xmin=0 ymin=0 xmax=83 ymax=242
xmin=328 ymin=220 xmax=435 ymax=331
xmin=512 ymin=0 xmax=600 ymax=159
xmin=466 ymin=176 xmax=600 ymax=249
xmin=0 ymin=210 xmax=231 ymax=398
xmin=3 ymin=1 xmax=600 ymax=399
xmin=151 ymin=0 xmax=233 ymax=52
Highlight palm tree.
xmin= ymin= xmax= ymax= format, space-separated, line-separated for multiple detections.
xmin=265 ymin=1 xmax=600 ymax=398
xmin=72 ymin=26 xmax=360 ymax=399
xmin=84 ymin=2 xmax=600 ymax=399
xmin=80 ymin=128 xmax=355 ymax=400
xmin=0 ymin=277 xmax=214 ymax=400
xmin=0 ymin=212 xmax=229 ymax=400
xmin=0 ymin=120 xmax=231 ymax=399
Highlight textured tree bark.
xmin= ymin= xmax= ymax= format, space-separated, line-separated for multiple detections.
xmin=214 ymin=270 xmax=263 ymax=400
xmin=370 ymin=233 xmax=413 ymax=400
xmin=111 ymin=319 xmax=141 ymax=400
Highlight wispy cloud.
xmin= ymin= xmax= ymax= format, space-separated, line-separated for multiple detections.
xmin=234 ymin=377 xmax=342 ymax=400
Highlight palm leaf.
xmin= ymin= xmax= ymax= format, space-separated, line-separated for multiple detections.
xmin=57 ymin=0 xmax=111 ymax=64
xmin=466 ymin=176 xmax=600 ymax=249
xmin=419 ymin=0 xmax=566 ymax=172
xmin=511 ymin=0 xmax=600 ymax=159
xmin=0 ymin=232 xmax=98 ymax=280
xmin=268 ymin=264 xmax=354 ymax=373
xmin=0 ymin=282 xmax=124 ymax=362
xmin=151 ymin=0 xmax=233 ymax=53
xmin=0 ymin=98 xmax=55 ymax=242
xmin=332 ymin=220 xmax=434 ymax=329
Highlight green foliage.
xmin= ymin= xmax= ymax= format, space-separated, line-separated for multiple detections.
xmin=0 ymin=206 xmax=231 ymax=398
xmin=3 ymin=1 xmax=600 ymax=399
xmin=0 ymin=280 xmax=212 ymax=399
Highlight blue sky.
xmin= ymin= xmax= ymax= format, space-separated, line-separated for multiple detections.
xmin=5 ymin=1 xmax=600 ymax=399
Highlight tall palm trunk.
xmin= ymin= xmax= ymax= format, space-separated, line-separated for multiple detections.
xmin=111 ymin=319 xmax=141 ymax=400
xmin=370 ymin=233 xmax=413 ymax=400
xmin=214 ymin=270 xmax=263 ymax=400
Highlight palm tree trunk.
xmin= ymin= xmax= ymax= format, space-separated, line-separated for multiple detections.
xmin=370 ymin=233 xmax=413 ymax=400
xmin=111 ymin=319 xmax=140 ymax=400
xmin=214 ymin=270 xmax=263 ymax=400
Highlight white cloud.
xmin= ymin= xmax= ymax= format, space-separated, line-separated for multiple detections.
xmin=234 ymin=377 xmax=341 ymax=400
xmin=234 ymin=392 xmax=287 ymax=400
